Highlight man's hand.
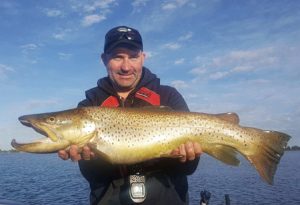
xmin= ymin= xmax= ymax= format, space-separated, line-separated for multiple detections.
xmin=58 ymin=145 xmax=95 ymax=162
xmin=171 ymin=141 xmax=202 ymax=163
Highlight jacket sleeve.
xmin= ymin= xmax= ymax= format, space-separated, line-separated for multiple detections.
xmin=159 ymin=85 xmax=200 ymax=175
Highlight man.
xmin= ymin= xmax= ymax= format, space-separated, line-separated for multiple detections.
xmin=59 ymin=26 xmax=202 ymax=205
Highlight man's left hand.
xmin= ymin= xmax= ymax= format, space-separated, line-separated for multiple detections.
xmin=171 ymin=141 xmax=202 ymax=163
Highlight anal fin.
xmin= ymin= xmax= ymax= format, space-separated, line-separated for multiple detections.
xmin=205 ymin=144 xmax=240 ymax=166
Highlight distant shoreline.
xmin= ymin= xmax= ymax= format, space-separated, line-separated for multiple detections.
xmin=0 ymin=149 xmax=19 ymax=153
xmin=285 ymin=146 xmax=300 ymax=151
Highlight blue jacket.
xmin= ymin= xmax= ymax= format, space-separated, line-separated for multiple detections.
xmin=78 ymin=67 xmax=199 ymax=205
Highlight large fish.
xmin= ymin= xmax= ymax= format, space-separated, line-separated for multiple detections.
xmin=11 ymin=106 xmax=291 ymax=185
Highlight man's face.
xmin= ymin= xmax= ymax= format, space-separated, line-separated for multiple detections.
xmin=102 ymin=48 xmax=145 ymax=92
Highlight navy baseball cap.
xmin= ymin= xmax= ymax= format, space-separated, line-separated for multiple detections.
xmin=104 ymin=26 xmax=143 ymax=53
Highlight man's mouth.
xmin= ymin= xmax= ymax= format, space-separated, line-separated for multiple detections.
xmin=119 ymin=72 xmax=134 ymax=77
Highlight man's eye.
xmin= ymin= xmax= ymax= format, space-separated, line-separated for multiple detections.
xmin=112 ymin=56 xmax=122 ymax=61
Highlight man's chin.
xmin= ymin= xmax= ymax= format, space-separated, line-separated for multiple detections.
xmin=114 ymin=83 xmax=135 ymax=92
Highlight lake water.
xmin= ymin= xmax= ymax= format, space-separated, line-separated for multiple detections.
xmin=0 ymin=152 xmax=299 ymax=205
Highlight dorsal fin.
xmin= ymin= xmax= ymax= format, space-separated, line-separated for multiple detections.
xmin=214 ymin=112 xmax=240 ymax=124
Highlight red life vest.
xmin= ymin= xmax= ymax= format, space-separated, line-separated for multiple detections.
xmin=100 ymin=87 xmax=160 ymax=107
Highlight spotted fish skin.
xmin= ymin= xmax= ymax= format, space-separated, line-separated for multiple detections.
xmin=12 ymin=106 xmax=291 ymax=185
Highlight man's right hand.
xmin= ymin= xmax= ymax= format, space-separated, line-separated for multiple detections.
xmin=58 ymin=145 xmax=95 ymax=161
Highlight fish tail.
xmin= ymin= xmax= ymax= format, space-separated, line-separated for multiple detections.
xmin=247 ymin=130 xmax=291 ymax=185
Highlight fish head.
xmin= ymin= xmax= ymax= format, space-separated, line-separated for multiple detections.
xmin=12 ymin=108 xmax=97 ymax=153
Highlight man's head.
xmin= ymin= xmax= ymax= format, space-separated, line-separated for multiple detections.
xmin=101 ymin=26 xmax=145 ymax=93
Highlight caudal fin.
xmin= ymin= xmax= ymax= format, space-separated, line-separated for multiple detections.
xmin=247 ymin=130 xmax=291 ymax=185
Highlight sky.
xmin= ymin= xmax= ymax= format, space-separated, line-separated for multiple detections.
xmin=0 ymin=0 xmax=299 ymax=150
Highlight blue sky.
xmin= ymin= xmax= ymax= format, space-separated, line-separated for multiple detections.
xmin=0 ymin=0 xmax=299 ymax=150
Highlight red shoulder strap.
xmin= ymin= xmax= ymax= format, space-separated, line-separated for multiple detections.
xmin=100 ymin=96 xmax=119 ymax=107
xmin=135 ymin=87 xmax=160 ymax=106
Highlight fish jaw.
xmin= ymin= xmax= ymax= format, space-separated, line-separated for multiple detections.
xmin=11 ymin=138 xmax=70 ymax=153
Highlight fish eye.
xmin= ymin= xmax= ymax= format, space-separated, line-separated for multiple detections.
xmin=47 ymin=117 xmax=56 ymax=123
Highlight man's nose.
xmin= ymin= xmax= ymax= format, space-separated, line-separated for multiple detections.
xmin=121 ymin=58 xmax=130 ymax=71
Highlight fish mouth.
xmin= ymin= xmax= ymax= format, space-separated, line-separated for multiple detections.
xmin=18 ymin=116 xmax=50 ymax=138
xmin=11 ymin=116 xmax=65 ymax=153
xmin=16 ymin=115 xmax=59 ymax=143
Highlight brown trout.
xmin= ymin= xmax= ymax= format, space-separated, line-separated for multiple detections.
xmin=11 ymin=106 xmax=291 ymax=185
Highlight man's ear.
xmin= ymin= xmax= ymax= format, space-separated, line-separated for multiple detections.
xmin=101 ymin=53 xmax=107 ymax=66
xmin=141 ymin=51 xmax=146 ymax=65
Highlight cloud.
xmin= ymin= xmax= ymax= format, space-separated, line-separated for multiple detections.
xmin=19 ymin=43 xmax=41 ymax=64
xmin=20 ymin=43 xmax=39 ymax=51
xmin=162 ymin=42 xmax=181 ymax=50
xmin=144 ymin=51 xmax=157 ymax=59
xmin=209 ymin=71 xmax=230 ymax=80
xmin=231 ymin=65 xmax=255 ymax=72
xmin=52 ymin=28 xmax=72 ymax=40
xmin=171 ymin=80 xmax=189 ymax=89
xmin=191 ymin=46 xmax=283 ymax=80
xmin=81 ymin=14 xmax=106 ymax=27
xmin=190 ymin=67 xmax=207 ymax=75
xmin=131 ymin=0 xmax=150 ymax=13
xmin=162 ymin=0 xmax=190 ymax=10
xmin=53 ymin=32 xmax=66 ymax=40
xmin=178 ymin=31 xmax=193 ymax=41
xmin=0 ymin=64 xmax=14 ymax=79
xmin=69 ymin=0 xmax=118 ymax=27
xmin=53 ymin=33 xmax=64 ymax=40
xmin=44 ymin=8 xmax=63 ymax=17
xmin=174 ymin=58 xmax=185 ymax=65
xmin=83 ymin=0 xmax=117 ymax=12
xmin=162 ymin=3 xmax=177 ymax=10
xmin=58 ymin=52 xmax=72 ymax=60
xmin=139 ymin=0 xmax=202 ymax=32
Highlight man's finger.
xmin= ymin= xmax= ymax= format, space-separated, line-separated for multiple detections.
xmin=90 ymin=151 xmax=96 ymax=159
xmin=193 ymin=142 xmax=203 ymax=157
xmin=171 ymin=147 xmax=180 ymax=156
xmin=69 ymin=145 xmax=81 ymax=162
xmin=82 ymin=146 xmax=91 ymax=160
xmin=179 ymin=144 xmax=187 ymax=163
xmin=58 ymin=150 xmax=69 ymax=160
xmin=185 ymin=141 xmax=195 ymax=161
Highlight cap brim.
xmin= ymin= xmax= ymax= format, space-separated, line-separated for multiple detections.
xmin=105 ymin=39 xmax=142 ymax=53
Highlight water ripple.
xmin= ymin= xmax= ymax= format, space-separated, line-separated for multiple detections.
xmin=1 ymin=152 xmax=299 ymax=205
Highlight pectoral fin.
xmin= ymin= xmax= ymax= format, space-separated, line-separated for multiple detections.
xmin=87 ymin=142 xmax=112 ymax=163
xmin=70 ymin=131 xmax=97 ymax=147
